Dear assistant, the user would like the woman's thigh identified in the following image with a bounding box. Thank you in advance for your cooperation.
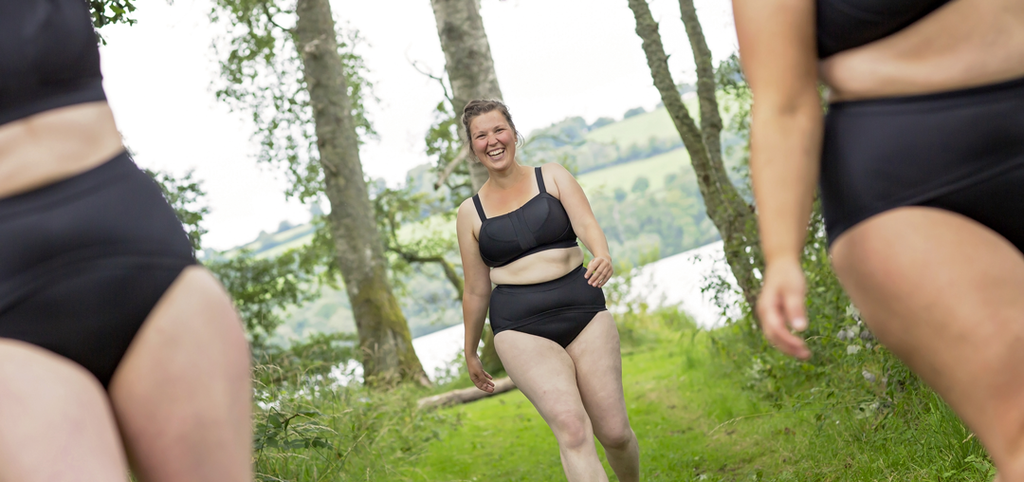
[565,312,632,443]
[494,330,590,438]
[108,266,252,482]
[831,206,1024,471]
[0,339,128,482]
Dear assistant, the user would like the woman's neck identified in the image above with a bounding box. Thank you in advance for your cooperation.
[487,162,528,191]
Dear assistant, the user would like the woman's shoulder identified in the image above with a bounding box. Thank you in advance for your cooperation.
[539,162,579,197]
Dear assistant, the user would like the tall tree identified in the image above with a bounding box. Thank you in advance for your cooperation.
[428,0,504,374]
[429,0,503,193]
[626,0,764,309]
[292,0,428,386]
[212,0,429,386]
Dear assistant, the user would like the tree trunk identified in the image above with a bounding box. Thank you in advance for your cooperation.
[627,0,763,310]
[429,0,504,374]
[295,0,429,386]
[429,0,502,193]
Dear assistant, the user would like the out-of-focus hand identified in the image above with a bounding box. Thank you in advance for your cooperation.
[584,256,613,288]
[466,353,494,393]
[757,259,811,359]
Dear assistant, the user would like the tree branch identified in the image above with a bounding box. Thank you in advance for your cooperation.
[678,0,726,175]
[433,147,470,190]
[392,249,464,299]
[409,59,454,105]
[260,0,288,32]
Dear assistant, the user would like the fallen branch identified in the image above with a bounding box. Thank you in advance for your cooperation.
[417,376,516,409]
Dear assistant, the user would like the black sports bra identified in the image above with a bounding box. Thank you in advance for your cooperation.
[0,0,107,126]
[474,167,578,268]
[817,0,953,58]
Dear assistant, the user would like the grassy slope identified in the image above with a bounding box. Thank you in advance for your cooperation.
[586,106,682,146]
[410,332,994,482]
[577,149,693,194]
[413,338,783,482]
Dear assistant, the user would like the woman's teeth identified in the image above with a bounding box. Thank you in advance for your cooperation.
[488,148,505,158]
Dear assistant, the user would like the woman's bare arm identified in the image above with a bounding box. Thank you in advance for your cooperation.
[734,0,820,358]
[455,199,495,392]
[547,163,613,288]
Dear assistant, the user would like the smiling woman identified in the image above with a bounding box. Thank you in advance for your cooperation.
[454,99,640,482]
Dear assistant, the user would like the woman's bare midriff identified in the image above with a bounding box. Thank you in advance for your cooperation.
[489,246,585,286]
[0,102,124,199]
[820,0,1024,102]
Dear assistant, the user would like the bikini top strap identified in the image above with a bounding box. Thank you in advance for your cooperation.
[472,194,487,221]
[535,166,546,194]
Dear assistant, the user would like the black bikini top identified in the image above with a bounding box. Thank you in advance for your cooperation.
[474,167,578,268]
[817,0,953,58]
[0,0,107,126]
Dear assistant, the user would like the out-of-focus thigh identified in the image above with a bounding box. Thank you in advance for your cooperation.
[829,207,1024,458]
[0,339,128,482]
[108,266,252,482]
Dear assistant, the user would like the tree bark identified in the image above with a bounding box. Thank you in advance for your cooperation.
[429,0,503,193]
[294,0,429,386]
[627,0,763,309]
[429,0,504,374]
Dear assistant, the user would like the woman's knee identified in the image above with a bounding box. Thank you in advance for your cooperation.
[595,423,634,450]
[550,410,592,450]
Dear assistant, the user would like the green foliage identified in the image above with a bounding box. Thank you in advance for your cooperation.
[253,331,357,389]
[588,169,719,267]
[207,243,330,344]
[630,175,649,194]
[623,106,646,119]
[143,168,209,255]
[424,98,474,207]
[252,376,454,480]
[375,186,459,287]
[89,0,138,28]
[210,0,376,202]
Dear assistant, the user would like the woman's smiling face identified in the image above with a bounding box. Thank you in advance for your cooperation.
[469,110,516,169]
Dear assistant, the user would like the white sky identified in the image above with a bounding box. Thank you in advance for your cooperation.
[98,0,737,251]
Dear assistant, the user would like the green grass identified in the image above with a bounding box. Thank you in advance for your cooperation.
[408,326,995,481]
[577,149,694,194]
[411,335,782,482]
[586,106,683,147]
[250,305,995,481]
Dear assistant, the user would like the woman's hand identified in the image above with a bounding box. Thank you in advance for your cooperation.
[466,353,494,393]
[757,258,811,359]
[584,255,613,288]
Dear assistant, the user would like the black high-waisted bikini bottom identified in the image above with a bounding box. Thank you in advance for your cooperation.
[821,76,1024,252]
[489,264,607,348]
[0,152,196,387]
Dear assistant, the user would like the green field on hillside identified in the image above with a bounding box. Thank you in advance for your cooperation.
[578,148,693,195]
[586,106,682,146]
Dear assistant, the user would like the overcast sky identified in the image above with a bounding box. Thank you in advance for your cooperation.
[97,0,737,251]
